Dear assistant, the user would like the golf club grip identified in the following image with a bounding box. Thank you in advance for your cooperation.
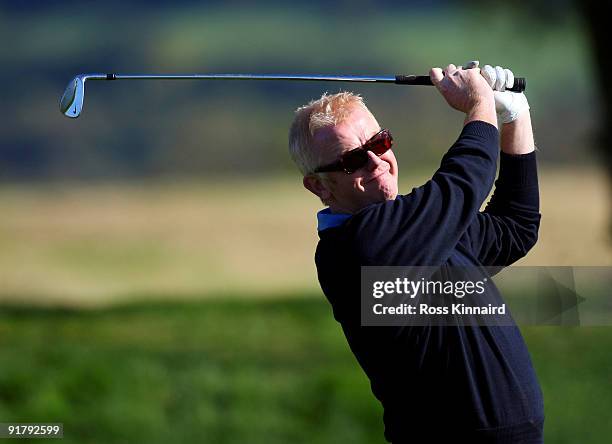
[395,75,526,93]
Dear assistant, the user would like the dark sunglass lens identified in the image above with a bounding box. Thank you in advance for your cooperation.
[342,150,369,173]
[368,131,393,155]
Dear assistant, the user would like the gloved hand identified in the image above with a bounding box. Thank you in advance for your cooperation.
[480,64,530,124]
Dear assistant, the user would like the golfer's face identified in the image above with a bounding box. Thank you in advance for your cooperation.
[313,106,399,213]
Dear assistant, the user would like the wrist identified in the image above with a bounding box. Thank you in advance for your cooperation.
[465,97,497,128]
[500,112,535,154]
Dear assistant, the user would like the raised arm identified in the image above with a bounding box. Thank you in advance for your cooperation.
[465,68,540,266]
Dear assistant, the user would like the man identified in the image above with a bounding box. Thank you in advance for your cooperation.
[288,62,544,443]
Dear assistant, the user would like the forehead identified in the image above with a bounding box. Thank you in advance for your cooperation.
[312,106,380,156]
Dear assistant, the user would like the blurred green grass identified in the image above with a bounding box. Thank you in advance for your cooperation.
[1,297,611,444]
[0,297,382,444]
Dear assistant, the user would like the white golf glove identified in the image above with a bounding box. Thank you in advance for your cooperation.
[480,64,530,124]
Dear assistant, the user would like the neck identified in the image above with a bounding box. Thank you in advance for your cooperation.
[328,202,355,215]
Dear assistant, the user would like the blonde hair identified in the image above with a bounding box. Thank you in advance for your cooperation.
[288,92,370,175]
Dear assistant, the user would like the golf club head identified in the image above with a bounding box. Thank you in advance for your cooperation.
[60,75,85,118]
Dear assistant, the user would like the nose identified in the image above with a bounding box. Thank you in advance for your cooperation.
[365,150,384,171]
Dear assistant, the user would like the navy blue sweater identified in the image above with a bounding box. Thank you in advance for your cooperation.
[315,121,544,443]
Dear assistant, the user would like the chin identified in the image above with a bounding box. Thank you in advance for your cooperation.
[376,179,398,201]
[384,190,398,201]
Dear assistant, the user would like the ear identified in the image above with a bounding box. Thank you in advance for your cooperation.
[303,175,332,203]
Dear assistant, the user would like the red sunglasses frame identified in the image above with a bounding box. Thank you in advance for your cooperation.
[314,129,393,174]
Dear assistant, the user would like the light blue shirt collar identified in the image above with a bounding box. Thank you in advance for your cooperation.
[317,208,351,232]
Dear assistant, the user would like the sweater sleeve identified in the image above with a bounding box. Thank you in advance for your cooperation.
[346,121,499,266]
[464,151,541,266]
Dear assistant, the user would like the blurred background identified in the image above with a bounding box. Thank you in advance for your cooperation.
[1,1,611,443]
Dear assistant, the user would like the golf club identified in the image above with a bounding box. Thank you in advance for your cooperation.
[59,72,526,118]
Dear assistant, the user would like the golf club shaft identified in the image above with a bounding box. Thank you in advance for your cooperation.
[60,71,528,118]
[100,73,525,92]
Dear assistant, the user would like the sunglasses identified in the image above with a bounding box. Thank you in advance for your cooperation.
[313,129,393,174]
